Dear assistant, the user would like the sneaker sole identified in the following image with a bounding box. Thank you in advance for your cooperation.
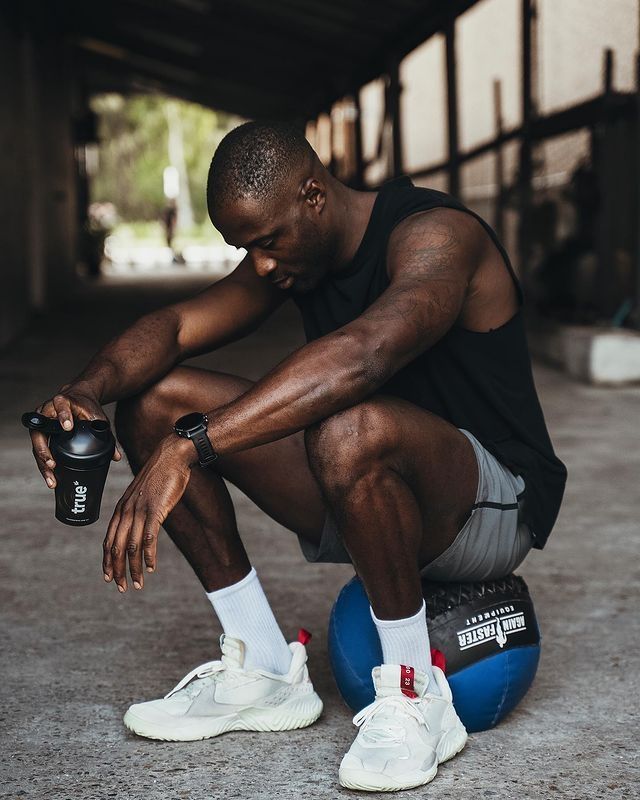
[123,692,323,741]
[338,723,468,792]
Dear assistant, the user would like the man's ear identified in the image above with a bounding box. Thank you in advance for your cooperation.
[300,177,326,214]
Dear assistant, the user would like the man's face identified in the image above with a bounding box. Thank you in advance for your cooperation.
[213,181,336,294]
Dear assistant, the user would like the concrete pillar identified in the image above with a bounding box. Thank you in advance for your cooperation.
[444,17,460,199]
[0,13,31,348]
[0,8,79,349]
[517,0,537,297]
[22,32,46,311]
[388,62,403,178]
[34,31,78,308]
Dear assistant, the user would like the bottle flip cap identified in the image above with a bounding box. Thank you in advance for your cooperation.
[22,411,66,435]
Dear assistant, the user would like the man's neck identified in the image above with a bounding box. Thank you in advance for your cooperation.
[329,183,378,274]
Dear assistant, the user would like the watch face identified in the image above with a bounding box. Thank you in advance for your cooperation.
[175,412,205,433]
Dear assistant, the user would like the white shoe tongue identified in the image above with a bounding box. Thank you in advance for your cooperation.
[373,664,427,697]
[220,635,246,668]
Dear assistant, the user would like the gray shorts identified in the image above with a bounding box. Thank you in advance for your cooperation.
[297,428,533,582]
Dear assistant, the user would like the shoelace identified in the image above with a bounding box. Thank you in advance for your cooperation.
[164,658,246,700]
[352,695,429,744]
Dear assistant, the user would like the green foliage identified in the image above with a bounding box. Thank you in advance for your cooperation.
[108,220,227,247]
[90,93,238,224]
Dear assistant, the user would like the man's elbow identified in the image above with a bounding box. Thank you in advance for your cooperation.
[360,344,391,389]
[335,330,394,393]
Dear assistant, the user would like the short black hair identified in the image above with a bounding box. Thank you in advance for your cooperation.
[207,120,315,221]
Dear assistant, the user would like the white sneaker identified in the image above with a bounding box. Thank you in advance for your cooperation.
[339,664,468,792]
[123,633,323,741]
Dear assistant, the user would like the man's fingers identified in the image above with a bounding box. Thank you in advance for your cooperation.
[111,505,135,592]
[30,431,57,487]
[113,446,122,462]
[102,534,113,582]
[52,394,74,430]
[127,509,146,590]
[104,500,158,590]
[104,471,144,588]
[142,516,160,574]
[30,430,53,465]
[103,502,123,581]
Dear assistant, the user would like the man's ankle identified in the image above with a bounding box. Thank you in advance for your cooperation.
[206,567,293,674]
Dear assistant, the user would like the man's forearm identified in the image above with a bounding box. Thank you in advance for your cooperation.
[203,330,380,456]
[63,307,183,405]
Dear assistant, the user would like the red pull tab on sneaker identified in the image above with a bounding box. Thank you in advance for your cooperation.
[431,647,447,674]
[399,665,418,698]
[298,628,312,645]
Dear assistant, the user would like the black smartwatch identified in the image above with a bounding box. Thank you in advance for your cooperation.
[173,412,218,467]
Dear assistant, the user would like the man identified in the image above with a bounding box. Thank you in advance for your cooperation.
[30,121,567,792]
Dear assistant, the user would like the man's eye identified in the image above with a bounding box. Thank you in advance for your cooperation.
[260,240,274,249]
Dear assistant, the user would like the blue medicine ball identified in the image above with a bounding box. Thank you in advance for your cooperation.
[328,574,541,733]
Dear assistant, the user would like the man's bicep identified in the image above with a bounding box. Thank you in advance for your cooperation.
[344,212,476,373]
[172,257,285,359]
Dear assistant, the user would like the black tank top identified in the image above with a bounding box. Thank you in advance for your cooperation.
[293,176,567,549]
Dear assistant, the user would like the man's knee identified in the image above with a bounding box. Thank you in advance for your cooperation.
[304,399,399,490]
[114,371,182,451]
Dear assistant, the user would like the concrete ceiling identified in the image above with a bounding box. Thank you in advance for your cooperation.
[24,0,480,117]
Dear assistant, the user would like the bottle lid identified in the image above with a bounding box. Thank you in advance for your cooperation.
[22,412,115,467]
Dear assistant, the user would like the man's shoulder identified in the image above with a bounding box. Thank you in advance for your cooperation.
[388,206,485,254]
[385,206,484,284]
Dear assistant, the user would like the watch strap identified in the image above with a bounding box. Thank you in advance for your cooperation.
[191,428,218,467]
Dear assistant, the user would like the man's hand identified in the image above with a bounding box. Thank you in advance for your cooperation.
[31,384,122,489]
[103,435,194,592]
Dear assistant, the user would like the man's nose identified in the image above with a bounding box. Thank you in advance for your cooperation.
[252,252,278,279]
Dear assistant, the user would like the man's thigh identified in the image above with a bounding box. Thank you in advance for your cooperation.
[130,365,327,548]
[358,395,481,567]
[305,394,480,568]
[333,395,528,577]
[419,427,531,582]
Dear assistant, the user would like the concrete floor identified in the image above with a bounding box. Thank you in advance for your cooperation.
[1,274,638,800]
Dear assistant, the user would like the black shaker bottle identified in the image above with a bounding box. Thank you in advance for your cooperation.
[22,411,116,526]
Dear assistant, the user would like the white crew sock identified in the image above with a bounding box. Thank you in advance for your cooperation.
[371,600,441,696]
[206,567,292,675]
